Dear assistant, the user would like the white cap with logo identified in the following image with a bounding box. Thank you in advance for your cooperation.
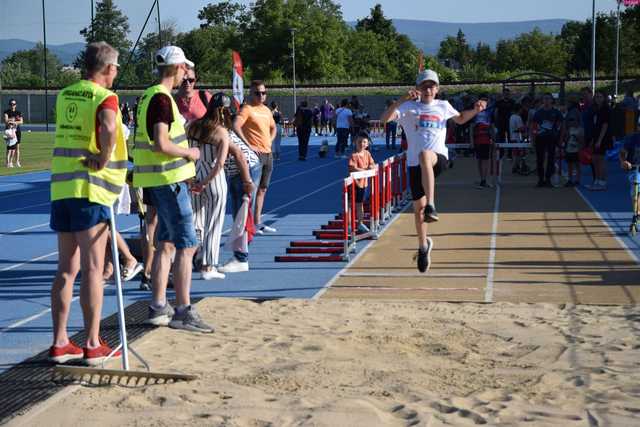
[416,69,439,86]
[155,46,194,68]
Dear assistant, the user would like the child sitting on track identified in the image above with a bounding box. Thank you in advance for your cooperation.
[348,131,376,234]
[381,70,486,273]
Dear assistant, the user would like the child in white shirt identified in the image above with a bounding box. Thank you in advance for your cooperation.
[4,123,18,168]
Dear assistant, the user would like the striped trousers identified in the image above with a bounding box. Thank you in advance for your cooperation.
[192,170,227,267]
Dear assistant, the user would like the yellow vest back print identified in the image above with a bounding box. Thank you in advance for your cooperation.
[51,80,128,206]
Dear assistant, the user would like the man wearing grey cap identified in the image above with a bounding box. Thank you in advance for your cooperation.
[134,46,213,333]
[381,69,486,273]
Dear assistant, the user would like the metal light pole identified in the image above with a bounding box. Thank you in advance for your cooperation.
[157,0,162,46]
[614,0,622,99]
[291,28,297,116]
[591,0,596,95]
[42,0,49,132]
[90,0,94,40]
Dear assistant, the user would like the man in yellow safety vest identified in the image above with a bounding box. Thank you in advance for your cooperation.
[133,46,213,333]
[48,41,128,366]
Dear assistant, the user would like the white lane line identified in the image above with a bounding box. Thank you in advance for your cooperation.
[0,188,48,200]
[484,182,501,303]
[340,272,485,278]
[0,225,140,334]
[270,158,343,185]
[312,202,410,300]
[1,251,58,272]
[265,178,342,214]
[576,187,639,264]
[0,222,49,236]
[0,201,50,214]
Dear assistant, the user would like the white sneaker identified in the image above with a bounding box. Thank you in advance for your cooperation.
[254,228,264,235]
[16,162,21,167]
[218,258,249,273]
[8,163,13,168]
[202,268,225,280]
[258,224,277,233]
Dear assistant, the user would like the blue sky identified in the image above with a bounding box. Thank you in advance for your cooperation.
[0,0,622,45]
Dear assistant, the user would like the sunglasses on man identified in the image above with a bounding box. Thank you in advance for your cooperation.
[254,91,267,96]
[183,78,196,84]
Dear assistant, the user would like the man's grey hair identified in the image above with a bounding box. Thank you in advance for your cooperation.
[85,41,119,75]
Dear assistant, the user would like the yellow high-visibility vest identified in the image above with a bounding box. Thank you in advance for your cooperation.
[51,80,128,206]
[132,84,195,188]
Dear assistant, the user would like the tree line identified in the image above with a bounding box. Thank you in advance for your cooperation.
[1,0,638,89]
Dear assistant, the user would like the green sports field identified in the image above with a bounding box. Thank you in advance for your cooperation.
[0,132,54,176]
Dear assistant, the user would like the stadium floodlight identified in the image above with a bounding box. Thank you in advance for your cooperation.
[591,0,596,96]
[291,28,297,116]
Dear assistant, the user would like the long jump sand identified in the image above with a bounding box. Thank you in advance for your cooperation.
[9,159,640,426]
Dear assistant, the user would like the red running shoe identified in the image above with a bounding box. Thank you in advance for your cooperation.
[83,338,121,366]
[48,341,83,364]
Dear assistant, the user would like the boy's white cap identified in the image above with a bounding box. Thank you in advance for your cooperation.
[155,46,194,68]
[416,69,439,86]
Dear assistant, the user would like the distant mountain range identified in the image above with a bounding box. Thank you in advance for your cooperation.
[0,18,569,65]
[0,39,85,65]
[360,19,569,54]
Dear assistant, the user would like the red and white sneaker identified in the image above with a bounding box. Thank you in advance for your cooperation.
[83,338,121,366]
[48,341,84,364]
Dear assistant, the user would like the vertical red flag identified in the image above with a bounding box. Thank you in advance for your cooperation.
[232,51,244,110]
[418,50,425,72]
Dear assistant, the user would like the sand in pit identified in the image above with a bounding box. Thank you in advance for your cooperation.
[12,297,640,427]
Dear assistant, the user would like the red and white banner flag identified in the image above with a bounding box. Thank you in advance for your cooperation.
[232,51,244,110]
[623,0,639,6]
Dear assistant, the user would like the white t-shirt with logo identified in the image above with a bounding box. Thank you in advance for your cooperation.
[395,100,459,166]
[335,107,353,129]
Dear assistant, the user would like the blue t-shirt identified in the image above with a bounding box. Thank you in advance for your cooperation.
[623,132,640,164]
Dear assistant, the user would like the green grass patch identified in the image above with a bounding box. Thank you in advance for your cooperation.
[0,131,54,176]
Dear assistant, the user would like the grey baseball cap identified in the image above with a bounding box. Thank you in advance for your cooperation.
[416,69,439,86]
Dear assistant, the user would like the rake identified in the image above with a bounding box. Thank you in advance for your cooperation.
[53,205,198,386]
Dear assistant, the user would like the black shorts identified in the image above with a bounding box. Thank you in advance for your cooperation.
[142,188,154,207]
[565,152,579,163]
[355,186,368,203]
[408,154,447,201]
[474,144,491,160]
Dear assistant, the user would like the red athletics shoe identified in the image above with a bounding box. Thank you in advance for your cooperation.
[83,338,121,366]
[48,341,84,364]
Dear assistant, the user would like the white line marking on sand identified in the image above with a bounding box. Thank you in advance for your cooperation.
[484,181,501,303]
[341,272,485,278]
[312,202,411,300]
[332,285,480,292]
[575,187,639,264]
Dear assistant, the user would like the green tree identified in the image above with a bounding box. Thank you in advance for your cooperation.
[75,0,133,83]
[133,21,180,85]
[355,4,396,39]
[437,29,472,68]
[197,1,248,28]
[0,43,63,87]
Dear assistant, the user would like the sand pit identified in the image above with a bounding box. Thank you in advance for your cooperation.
[13,298,640,427]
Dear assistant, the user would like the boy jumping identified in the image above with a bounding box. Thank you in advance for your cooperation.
[381,70,486,272]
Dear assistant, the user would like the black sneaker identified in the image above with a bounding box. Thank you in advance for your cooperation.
[139,274,151,291]
[416,237,433,273]
[535,181,545,188]
[423,204,439,223]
